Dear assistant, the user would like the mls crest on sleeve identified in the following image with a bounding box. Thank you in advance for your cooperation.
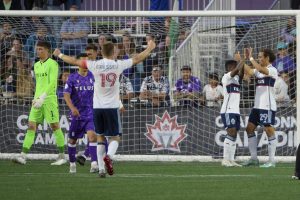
[145,111,187,152]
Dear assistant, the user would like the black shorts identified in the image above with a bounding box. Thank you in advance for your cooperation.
[93,108,122,136]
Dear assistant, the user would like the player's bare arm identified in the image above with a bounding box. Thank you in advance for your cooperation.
[53,48,84,67]
[132,40,156,65]
[63,93,80,117]
[248,47,269,75]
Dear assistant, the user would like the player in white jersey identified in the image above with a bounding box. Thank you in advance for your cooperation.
[220,52,245,167]
[243,48,278,168]
[53,40,156,177]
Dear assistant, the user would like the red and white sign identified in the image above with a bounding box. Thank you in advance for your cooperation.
[145,111,187,152]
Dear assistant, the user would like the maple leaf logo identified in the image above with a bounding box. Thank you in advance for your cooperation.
[145,111,187,152]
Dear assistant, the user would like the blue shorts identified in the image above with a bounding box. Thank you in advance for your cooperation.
[248,108,276,126]
[93,108,122,136]
[221,113,240,131]
[68,118,95,139]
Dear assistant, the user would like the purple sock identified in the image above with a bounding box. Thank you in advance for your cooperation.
[89,142,98,162]
[68,143,76,163]
[84,141,90,157]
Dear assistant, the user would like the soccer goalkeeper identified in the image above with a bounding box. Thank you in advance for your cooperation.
[14,41,66,165]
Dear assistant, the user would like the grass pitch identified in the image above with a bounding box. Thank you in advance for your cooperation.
[0,160,298,200]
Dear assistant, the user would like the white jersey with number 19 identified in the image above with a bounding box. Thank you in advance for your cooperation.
[84,58,133,108]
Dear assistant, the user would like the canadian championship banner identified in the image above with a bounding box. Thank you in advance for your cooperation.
[0,104,297,156]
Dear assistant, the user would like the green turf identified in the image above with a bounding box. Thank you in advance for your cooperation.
[0,160,298,200]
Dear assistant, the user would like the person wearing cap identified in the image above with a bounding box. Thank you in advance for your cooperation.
[139,66,169,107]
[202,73,223,107]
[174,65,202,106]
[273,41,296,100]
[273,42,295,73]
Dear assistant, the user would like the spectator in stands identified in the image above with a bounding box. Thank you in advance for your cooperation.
[273,42,295,73]
[158,35,170,74]
[7,38,30,66]
[21,7,53,36]
[45,1,65,37]
[85,43,97,60]
[143,33,159,78]
[0,55,17,97]
[0,0,21,10]
[65,0,82,10]
[174,65,202,106]
[60,5,89,56]
[139,66,169,107]
[120,73,134,104]
[273,41,296,101]
[24,25,57,62]
[202,73,223,107]
[57,71,70,100]
[97,33,120,59]
[281,17,296,44]
[0,21,17,59]
[274,72,290,107]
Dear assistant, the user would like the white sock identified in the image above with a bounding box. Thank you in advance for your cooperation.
[268,135,277,163]
[97,144,106,171]
[223,136,236,161]
[107,140,119,157]
[248,133,257,160]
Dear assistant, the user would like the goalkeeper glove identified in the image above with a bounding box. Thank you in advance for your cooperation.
[32,93,47,108]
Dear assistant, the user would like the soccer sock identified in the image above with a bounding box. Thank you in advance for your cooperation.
[223,135,236,161]
[295,144,300,175]
[68,143,76,163]
[107,140,119,157]
[97,142,106,171]
[84,141,90,158]
[248,133,257,160]
[268,135,277,163]
[89,142,98,162]
[22,130,35,153]
[54,129,65,153]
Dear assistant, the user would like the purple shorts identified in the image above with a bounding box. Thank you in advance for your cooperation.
[68,118,95,139]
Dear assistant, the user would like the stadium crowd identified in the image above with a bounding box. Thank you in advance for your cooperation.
[0,1,297,108]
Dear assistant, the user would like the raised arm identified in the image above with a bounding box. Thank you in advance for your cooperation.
[53,48,85,68]
[230,51,245,79]
[132,40,156,65]
[248,47,269,75]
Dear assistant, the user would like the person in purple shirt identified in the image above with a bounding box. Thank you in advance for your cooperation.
[174,65,202,106]
[273,42,296,100]
[63,53,98,174]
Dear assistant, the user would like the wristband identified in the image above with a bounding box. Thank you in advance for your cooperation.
[249,57,254,61]
[58,53,64,59]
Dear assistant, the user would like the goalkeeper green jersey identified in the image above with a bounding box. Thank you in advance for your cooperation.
[33,57,58,102]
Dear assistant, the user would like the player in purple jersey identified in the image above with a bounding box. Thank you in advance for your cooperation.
[63,53,98,173]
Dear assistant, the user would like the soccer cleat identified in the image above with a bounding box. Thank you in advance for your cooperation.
[90,161,99,173]
[51,154,67,166]
[99,169,106,178]
[51,158,67,166]
[230,161,242,167]
[69,163,76,173]
[103,155,114,175]
[221,159,234,167]
[242,158,259,167]
[292,175,299,180]
[259,162,275,168]
[76,155,86,166]
[13,154,26,165]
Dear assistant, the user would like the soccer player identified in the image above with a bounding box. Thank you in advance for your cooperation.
[53,40,156,177]
[64,53,98,173]
[220,52,244,167]
[14,41,66,165]
[243,48,278,168]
